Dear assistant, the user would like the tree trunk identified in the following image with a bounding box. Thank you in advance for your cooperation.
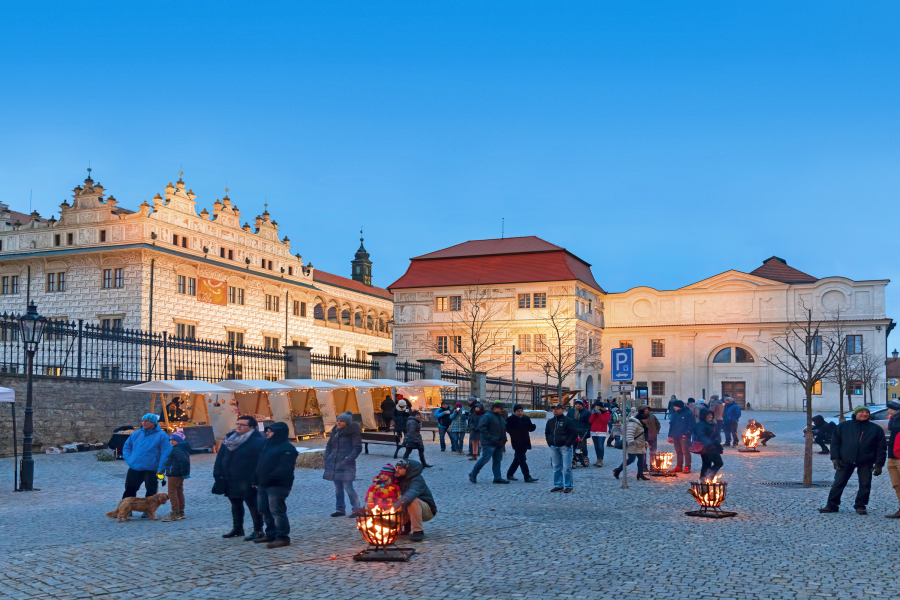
[556,380,563,404]
[803,389,814,487]
[847,389,854,412]
[838,382,845,422]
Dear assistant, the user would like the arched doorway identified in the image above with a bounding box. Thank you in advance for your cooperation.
[585,375,594,399]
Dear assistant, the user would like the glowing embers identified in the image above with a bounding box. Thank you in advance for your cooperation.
[685,475,737,519]
[648,452,677,477]
[353,506,416,562]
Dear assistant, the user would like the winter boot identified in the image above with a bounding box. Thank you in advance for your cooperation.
[244,530,264,541]
[612,468,621,479]
[594,459,603,467]
[177,511,185,520]
[222,527,245,538]
[160,511,180,522]
[885,510,900,519]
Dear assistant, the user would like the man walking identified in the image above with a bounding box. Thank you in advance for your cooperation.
[708,395,725,442]
[722,397,742,447]
[545,404,577,493]
[666,400,696,474]
[506,404,538,483]
[819,406,886,515]
[254,422,299,548]
[122,414,171,516]
[885,401,900,518]
[468,402,509,484]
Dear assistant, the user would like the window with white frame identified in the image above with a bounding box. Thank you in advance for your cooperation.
[651,339,665,357]
[533,293,547,308]
[518,294,531,309]
[452,335,462,353]
[176,323,196,339]
[47,272,66,292]
[2,276,19,295]
[329,345,341,358]
[535,334,548,352]
[177,275,197,296]
[518,334,532,352]
[265,294,280,312]
[228,286,245,305]
[227,330,244,347]
[437,336,448,354]
[264,336,280,350]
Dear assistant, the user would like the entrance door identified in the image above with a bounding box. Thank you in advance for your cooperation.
[722,382,746,408]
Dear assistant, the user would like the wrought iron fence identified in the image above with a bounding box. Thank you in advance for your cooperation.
[310,353,379,380]
[0,316,289,382]
[431,368,564,409]
[396,360,425,383]
[439,369,473,402]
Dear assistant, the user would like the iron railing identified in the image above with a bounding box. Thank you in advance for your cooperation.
[396,360,425,383]
[310,353,379,380]
[436,368,564,409]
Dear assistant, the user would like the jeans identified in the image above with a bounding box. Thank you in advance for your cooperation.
[617,453,645,477]
[672,435,692,469]
[716,420,724,443]
[591,435,606,460]
[438,426,448,450]
[549,445,574,489]
[123,469,158,499]
[700,453,724,480]
[449,431,465,452]
[258,486,291,542]
[507,448,530,479]
[229,496,262,531]
[470,444,503,481]
[334,479,360,512]
[827,463,874,509]
[724,421,739,445]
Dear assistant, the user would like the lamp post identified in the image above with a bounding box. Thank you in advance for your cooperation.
[510,347,521,410]
[18,301,47,492]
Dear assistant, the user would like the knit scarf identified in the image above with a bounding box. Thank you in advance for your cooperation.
[222,429,253,451]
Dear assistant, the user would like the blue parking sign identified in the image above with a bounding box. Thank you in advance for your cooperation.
[610,347,633,382]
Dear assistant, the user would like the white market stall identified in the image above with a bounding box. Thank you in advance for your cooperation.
[276,379,343,437]
[214,379,294,437]
[364,379,411,425]
[323,379,380,430]
[398,379,460,411]
[121,380,233,450]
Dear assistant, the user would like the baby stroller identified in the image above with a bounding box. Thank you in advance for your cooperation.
[572,432,590,468]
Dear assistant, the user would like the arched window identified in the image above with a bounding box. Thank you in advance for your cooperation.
[354,312,362,327]
[713,348,731,363]
[327,307,337,322]
[378,318,385,332]
[735,347,754,363]
[367,315,374,330]
[341,309,351,325]
[314,304,325,320]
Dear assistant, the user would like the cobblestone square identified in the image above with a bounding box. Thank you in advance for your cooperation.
[1,411,897,600]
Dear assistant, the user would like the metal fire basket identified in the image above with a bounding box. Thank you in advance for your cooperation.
[685,480,737,519]
[353,508,416,562]
[648,452,677,477]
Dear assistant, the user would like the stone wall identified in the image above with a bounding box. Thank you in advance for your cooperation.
[0,376,150,457]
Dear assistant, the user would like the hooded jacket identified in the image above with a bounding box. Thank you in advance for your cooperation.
[545,414,578,448]
[624,416,648,454]
[888,412,900,460]
[165,440,192,478]
[405,416,424,448]
[566,406,591,435]
[123,423,172,472]
[811,415,835,442]
[323,422,362,482]
[693,409,723,454]
[506,413,536,451]
[380,397,395,418]
[396,460,438,515]
[723,402,742,423]
[476,410,508,448]
[213,428,265,498]
[830,414,887,466]
[254,422,298,489]
[667,405,696,439]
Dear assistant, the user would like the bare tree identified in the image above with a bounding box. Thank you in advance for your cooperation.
[428,284,511,383]
[824,310,861,422]
[857,348,883,406]
[528,297,602,402]
[764,306,839,487]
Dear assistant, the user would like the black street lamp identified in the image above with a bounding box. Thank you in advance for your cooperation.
[18,301,47,491]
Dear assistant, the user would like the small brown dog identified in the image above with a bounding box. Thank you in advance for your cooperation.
[106,493,169,522]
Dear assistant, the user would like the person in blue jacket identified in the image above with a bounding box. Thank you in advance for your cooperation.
[122,413,172,516]
[722,397,742,447]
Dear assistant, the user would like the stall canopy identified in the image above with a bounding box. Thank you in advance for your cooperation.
[122,380,232,394]
[400,379,460,388]
[324,379,379,430]
[213,379,295,435]
[398,379,460,410]
[277,379,342,390]
[213,380,293,392]
[277,379,346,434]
[364,379,409,388]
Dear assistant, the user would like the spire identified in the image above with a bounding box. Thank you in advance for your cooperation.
[351,227,373,286]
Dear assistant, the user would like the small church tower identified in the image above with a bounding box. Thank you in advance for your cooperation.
[351,229,372,286]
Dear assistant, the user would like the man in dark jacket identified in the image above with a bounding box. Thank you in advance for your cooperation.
[214,416,266,540]
[323,411,363,517]
[545,404,577,493]
[811,415,836,454]
[393,459,437,541]
[466,396,482,456]
[820,406,887,515]
[254,422,298,548]
[666,395,678,420]
[886,401,900,518]
[433,401,453,451]
[506,404,538,483]
[469,402,509,484]
[380,395,395,431]
[666,400,696,473]
[722,397,742,447]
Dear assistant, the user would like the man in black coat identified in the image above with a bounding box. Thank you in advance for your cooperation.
[545,404,578,493]
[506,404,538,483]
[392,459,438,542]
[468,402,509,484]
[380,395,395,431]
[253,422,299,548]
[666,400,696,474]
[213,416,266,540]
[811,415,836,454]
[820,406,887,515]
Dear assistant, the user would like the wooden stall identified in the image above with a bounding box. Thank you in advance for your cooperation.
[277,379,342,439]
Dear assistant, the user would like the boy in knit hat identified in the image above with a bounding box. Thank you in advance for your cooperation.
[365,464,401,511]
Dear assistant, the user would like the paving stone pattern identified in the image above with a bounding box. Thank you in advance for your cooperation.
[1,411,897,599]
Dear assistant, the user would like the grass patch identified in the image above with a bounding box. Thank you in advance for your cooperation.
[295,451,325,469]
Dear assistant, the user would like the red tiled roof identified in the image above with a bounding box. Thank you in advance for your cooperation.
[390,237,604,292]
[313,269,393,301]
[750,256,817,284]
[887,357,900,379]
[413,236,564,260]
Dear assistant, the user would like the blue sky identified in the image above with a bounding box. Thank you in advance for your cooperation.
[2,2,898,326]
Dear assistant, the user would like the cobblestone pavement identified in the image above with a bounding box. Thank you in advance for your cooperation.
[1,411,897,599]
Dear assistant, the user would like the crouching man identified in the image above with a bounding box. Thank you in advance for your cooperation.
[392,459,438,542]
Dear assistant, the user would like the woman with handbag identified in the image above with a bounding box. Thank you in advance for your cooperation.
[212,415,266,540]
[693,408,724,480]
[613,411,650,480]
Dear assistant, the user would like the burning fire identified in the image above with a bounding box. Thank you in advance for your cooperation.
[742,423,763,448]
[650,452,673,471]
[688,474,727,508]
[356,506,401,547]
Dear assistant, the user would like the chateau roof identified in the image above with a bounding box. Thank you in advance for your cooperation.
[391,236,604,293]
[750,256,818,284]
[313,269,393,301]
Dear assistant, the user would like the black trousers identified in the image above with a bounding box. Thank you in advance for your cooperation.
[813,433,830,452]
[507,448,530,478]
[382,415,393,430]
[700,453,724,480]
[123,468,159,499]
[229,496,263,531]
[827,463,874,509]
[403,444,426,464]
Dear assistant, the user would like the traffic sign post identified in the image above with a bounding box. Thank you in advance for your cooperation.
[610,348,634,490]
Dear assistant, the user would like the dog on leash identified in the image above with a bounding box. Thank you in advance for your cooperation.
[106,493,169,522]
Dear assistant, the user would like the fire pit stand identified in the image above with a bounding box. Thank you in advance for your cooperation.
[648,452,677,477]
[685,480,738,519]
[353,508,416,562]
[737,446,760,453]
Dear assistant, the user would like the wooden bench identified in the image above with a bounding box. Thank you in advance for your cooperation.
[420,425,439,441]
[360,431,402,458]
